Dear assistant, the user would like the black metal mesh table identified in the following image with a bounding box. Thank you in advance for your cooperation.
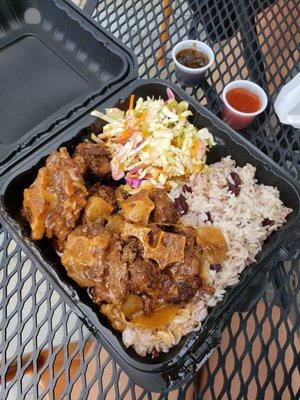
[0,0,299,399]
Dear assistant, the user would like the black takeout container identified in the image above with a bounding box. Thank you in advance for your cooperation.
[1,77,300,392]
[0,0,299,392]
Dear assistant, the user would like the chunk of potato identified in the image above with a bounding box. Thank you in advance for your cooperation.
[121,293,144,320]
[85,195,113,222]
[106,214,125,234]
[196,226,228,264]
[121,189,155,225]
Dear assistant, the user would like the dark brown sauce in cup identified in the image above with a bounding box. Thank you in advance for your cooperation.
[176,48,209,69]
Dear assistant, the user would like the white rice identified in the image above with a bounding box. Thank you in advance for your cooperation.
[122,157,292,356]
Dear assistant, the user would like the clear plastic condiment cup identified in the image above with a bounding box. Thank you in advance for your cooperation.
[221,80,268,130]
[172,40,215,86]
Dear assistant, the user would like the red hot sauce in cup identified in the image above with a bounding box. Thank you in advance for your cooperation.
[226,88,261,113]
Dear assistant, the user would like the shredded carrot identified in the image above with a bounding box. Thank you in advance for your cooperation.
[129,94,135,111]
[119,128,132,142]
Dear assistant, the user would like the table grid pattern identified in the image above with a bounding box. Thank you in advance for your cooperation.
[0,0,299,399]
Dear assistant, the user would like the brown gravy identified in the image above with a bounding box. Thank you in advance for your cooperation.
[176,48,209,69]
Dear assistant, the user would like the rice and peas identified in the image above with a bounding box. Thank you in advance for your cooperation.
[92,94,291,356]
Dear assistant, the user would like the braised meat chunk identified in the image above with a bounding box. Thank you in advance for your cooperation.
[22,147,87,248]
[121,237,143,264]
[166,256,201,302]
[61,221,111,287]
[22,167,54,241]
[167,256,202,284]
[62,220,128,305]
[75,142,111,178]
[128,258,176,312]
[129,258,160,295]
[143,230,186,269]
[151,189,179,224]
[128,256,199,311]
[90,238,128,305]
[121,222,186,269]
[168,225,214,293]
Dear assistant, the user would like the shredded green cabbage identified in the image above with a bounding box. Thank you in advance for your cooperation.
[91,96,215,189]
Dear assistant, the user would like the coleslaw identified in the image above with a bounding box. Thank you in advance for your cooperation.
[91,92,215,189]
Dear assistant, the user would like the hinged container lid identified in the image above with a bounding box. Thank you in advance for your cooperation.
[0,0,137,174]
